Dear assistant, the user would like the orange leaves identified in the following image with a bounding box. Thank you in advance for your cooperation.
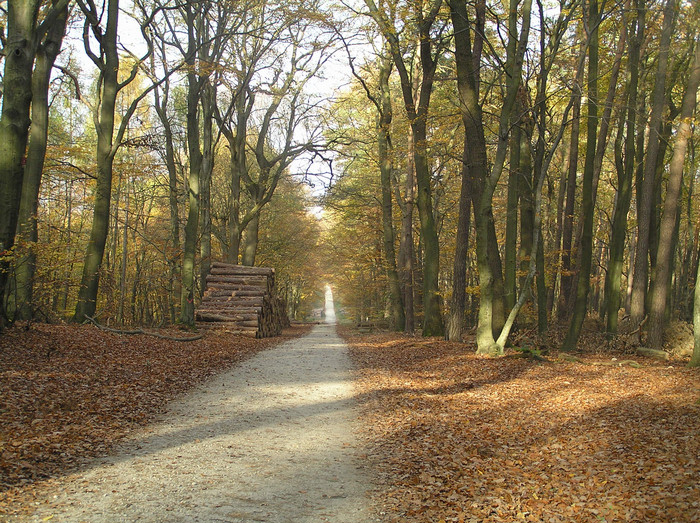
[0,323,310,516]
[344,329,700,523]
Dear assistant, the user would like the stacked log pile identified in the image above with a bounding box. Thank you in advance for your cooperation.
[196,262,290,337]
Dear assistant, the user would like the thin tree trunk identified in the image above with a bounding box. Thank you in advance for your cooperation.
[559,36,586,319]
[605,1,640,335]
[562,0,599,351]
[504,126,520,313]
[242,212,260,266]
[199,84,215,293]
[179,5,204,326]
[377,54,405,331]
[692,241,700,365]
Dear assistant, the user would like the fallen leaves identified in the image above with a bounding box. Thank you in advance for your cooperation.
[345,329,700,523]
[0,322,310,515]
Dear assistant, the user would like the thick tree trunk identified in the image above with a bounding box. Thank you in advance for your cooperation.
[629,0,675,333]
[647,36,700,348]
[14,5,68,320]
[0,0,43,327]
[446,0,486,341]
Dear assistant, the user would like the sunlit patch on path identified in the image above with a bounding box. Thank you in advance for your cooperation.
[28,290,373,523]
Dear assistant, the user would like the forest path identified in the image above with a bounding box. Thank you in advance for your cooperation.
[28,288,374,522]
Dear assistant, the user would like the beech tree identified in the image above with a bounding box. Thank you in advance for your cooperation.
[0,0,70,328]
[364,0,447,337]
[73,0,156,323]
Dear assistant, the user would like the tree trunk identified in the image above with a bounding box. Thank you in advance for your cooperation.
[562,0,599,351]
[504,125,520,313]
[475,0,532,354]
[398,159,416,333]
[692,238,700,366]
[377,54,405,331]
[0,0,43,327]
[606,2,642,335]
[365,0,445,337]
[446,0,487,341]
[179,5,204,326]
[629,0,675,333]
[559,36,586,319]
[74,0,121,323]
[14,4,68,320]
[242,212,260,266]
[647,36,700,348]
[199,83,215,294]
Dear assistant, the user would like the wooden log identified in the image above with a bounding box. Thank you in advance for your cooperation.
[196,312,260,321]
[210,263,274,276]
[205,283,271,293]
[199,296,265,306]
[196,324,259,337]
[203,289,268,299]
[206,275,269,285]
[197,305,262,314]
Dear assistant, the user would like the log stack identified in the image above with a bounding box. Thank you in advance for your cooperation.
[196,262,290,337]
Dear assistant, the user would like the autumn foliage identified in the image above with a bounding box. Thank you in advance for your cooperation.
[345,329,700,522]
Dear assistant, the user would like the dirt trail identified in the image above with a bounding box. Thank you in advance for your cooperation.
[26,289,374,522]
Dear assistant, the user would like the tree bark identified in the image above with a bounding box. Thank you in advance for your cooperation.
[365,0,445,337]
[562,0,599,351]
[446,0,481,341]
[474,0,532,354]
[179,3,204,326]
[606,1,642,336]
[629,0,675,333]
[559,37,585,319]
[14,3,68,320]
[647,36,700,348]
[74,0,121,323]
[0,0,44,327]
[376,54,405,331]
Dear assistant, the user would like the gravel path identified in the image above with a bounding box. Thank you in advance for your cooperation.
[27,290,374,522]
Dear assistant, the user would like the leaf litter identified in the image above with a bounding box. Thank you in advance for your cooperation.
[343,329,700,523]
[0,322,310,517]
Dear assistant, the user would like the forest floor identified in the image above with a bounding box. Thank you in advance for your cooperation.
[1,319,699,522]
[0,322,312,518]
[343,325,700,523]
